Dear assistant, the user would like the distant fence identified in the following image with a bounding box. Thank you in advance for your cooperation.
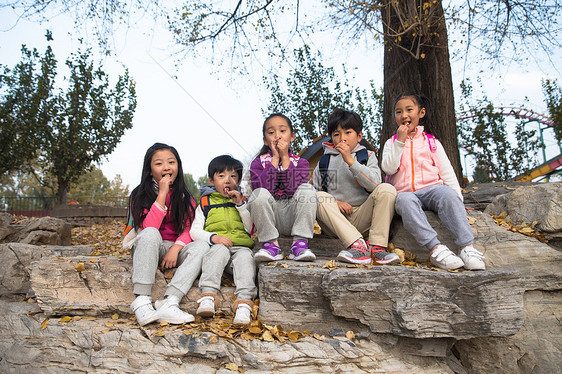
[0,196,129,218]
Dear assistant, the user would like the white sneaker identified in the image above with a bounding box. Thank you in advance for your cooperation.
[233,303,252,325]
[196,296,216,318]
[130,295,159,326]
[155,295,195,324]
[460,245,486,270]
[430,244,464,270]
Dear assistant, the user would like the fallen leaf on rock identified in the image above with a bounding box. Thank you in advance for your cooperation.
[208,335,219,343]
[312,333,325,341]
[346,330,355,340]
[41,319,49,330]
[75,263,86,272]
[467,215,476,225]
[111,313,119,320]
[105,321,117,327]
[59,316,72,323]
[225,363,239,371]
[262,330,274,342]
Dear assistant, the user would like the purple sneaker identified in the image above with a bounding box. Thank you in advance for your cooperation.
[254,242,283,262]
[288,240,316,262]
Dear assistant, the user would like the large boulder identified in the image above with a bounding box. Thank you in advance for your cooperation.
[0,215,72,246]
[0,301,454,374]
[390,210,562,291]
[453,290,561,374]
[31,255,235,317]
[0,243,91,297]
[258,262,524,340]
[484,182,562,245]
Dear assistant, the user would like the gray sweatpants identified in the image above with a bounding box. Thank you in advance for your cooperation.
[131,227,209,299]
[394,184,473,251]
[248,183,318,243]
[199,244,257,300]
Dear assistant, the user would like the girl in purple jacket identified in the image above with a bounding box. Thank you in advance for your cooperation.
[249,113,318,262]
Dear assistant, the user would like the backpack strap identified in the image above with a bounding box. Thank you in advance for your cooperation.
[200,194,236,220]
[425,133,437,153]
[319,154,331,192]
[356,148,369,166]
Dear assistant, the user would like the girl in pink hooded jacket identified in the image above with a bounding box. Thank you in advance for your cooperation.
[381,93,485,271]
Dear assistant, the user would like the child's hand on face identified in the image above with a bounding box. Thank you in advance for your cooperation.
[158,174,173,194]
[335,141,354,165]
[396,123,410,142]
[337,200,353,216]
[212,235,233,247]
[227,188,243,205]
[275,137,290,156]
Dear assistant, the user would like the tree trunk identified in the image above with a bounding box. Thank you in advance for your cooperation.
[379,0,464,185]
[56,180,67,206]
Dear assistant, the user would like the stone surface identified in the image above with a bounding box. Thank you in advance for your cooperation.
[484,182,562,244]
[390,210,562,291]
[31,255,236,317]
[0,301,455,374]
[258,262,525,339]
[453,290,562,374]
[0,243,91,297]
[462,181,535,211]
[0,216,72,246]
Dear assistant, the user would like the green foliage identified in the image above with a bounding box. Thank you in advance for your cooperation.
[542,79,562,142]
[67,167,129,199]
[0,36,136,204]
[184,173,199,199]
[262,46,383,153]
[457,79,542,182]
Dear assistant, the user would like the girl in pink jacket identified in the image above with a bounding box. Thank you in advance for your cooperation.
[381,93,485,271]
[125,143,209,326]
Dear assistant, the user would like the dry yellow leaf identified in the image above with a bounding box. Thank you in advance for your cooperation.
[209,335,219,343]
[467,216,476,225]
[346,330,356,340]
[89,258,99,262]
[75,263,86,272]
[59,316,72,323]
[105,321,116,327]
[262,330,275,342]
[41,318,49,330]
[225,362,239,371]
[288,331,301,343]
[111,313,119,320]
[312,333,325,341]
[248,326,262,334]
[153,329,166,337]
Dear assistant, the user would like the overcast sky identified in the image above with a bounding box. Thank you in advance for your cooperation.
[1,3,560,191]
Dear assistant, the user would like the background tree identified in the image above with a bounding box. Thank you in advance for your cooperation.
[67,167,129,200]
[457,79,542,181]
[5,1,561,183]
[184,173,199,199]
[263,45,383,152]
[0,36,136,204]
[542,79,562,142]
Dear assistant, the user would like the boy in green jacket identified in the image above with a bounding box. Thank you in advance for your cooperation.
[190,155,256,325]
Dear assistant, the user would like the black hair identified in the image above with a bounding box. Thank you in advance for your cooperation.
[258,113,294,155]
[327,108,363,137]
[393,92,434,136]
[130,142,194,235]
[208,154,244,181]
